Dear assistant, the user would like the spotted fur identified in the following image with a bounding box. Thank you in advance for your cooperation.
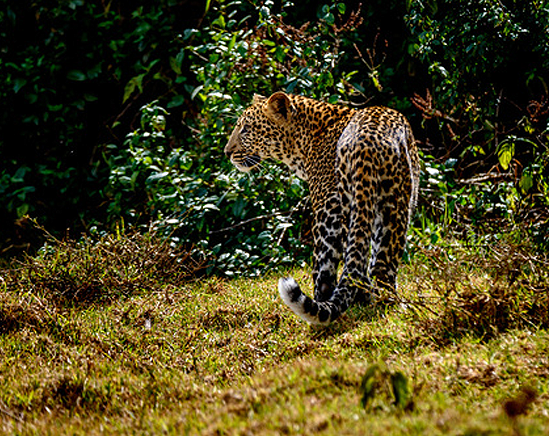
[224,92,420,325]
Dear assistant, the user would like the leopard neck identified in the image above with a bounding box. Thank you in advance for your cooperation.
[286,95,355,181]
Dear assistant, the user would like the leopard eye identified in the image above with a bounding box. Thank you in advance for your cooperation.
[240,124,249,137]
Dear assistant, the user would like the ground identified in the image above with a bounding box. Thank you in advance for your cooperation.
[1,236,548,435]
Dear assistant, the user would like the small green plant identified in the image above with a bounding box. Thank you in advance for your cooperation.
[497,133,549,248]
[360,362,413,411]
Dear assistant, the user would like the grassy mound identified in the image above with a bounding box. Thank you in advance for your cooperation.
[1,232,548,435]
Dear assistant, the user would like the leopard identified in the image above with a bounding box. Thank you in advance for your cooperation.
[224,91,420,325]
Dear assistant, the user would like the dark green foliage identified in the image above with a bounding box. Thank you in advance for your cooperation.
[407,0,549,242]
[0,0,548,271]
[0,0,199,251]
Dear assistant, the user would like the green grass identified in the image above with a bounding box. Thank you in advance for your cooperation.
[1,232,549,435]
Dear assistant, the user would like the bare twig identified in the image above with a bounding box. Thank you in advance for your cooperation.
[411,89,459,124]
[457,172,509,185]
[210,211,292,235]
[0,402,24,423]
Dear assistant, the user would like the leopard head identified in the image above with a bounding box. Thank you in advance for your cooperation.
[224,92,295,172]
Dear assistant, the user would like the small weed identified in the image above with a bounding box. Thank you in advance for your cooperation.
[359,361,414,411]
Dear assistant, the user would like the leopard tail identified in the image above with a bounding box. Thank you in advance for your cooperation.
[278,277,352,325]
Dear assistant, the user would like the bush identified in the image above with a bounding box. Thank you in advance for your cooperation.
[404,232,549,343]
[105,0,371,275]
[2,224,200,306]
[406,1,549,241]
[0,0,200,251]
[2,0,548,271]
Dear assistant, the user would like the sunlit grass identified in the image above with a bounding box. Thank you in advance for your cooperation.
[1,232,549,435]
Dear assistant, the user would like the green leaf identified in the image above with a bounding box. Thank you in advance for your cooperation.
[232,197,247,218]
[539,174,549,197]
[369,70,382,92]
[67,70,87,81]
[16,203,29,217]
[359,364,379,408]
[337,3,346,14]
[13,78,27,93]
[168,95,186,108]
[170,51,185,75]
[84,94,98,102]
[275,46,285,63]
[497,139,515,171]
[146,172,169,183]
[123,74,145,103]
[191,85,204,101]
[391,371,411,409]
[227,33,237,52]
[519,171,534,195]
[212,15,225,29]
[12,166,28,183]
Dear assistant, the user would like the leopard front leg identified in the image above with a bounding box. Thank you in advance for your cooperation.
[311,194,345,302]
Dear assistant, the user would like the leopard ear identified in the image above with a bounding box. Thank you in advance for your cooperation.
[252,94,266,104]
[264,91,293,123]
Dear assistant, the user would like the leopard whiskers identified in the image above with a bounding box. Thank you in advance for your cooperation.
[243,154,262,169]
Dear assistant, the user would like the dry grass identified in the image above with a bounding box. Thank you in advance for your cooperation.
[1,231,549,435]
[3,229,202,306]
[399,237,549,343]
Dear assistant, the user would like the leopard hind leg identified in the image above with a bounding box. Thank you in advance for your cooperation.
[368,181,412,297]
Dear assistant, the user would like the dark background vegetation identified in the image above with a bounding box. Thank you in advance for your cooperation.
[1,0,548,275]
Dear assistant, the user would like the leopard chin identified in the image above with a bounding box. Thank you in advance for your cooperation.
[232,154,262,172]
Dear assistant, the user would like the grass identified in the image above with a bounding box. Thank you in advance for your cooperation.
[1,231,549,435]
